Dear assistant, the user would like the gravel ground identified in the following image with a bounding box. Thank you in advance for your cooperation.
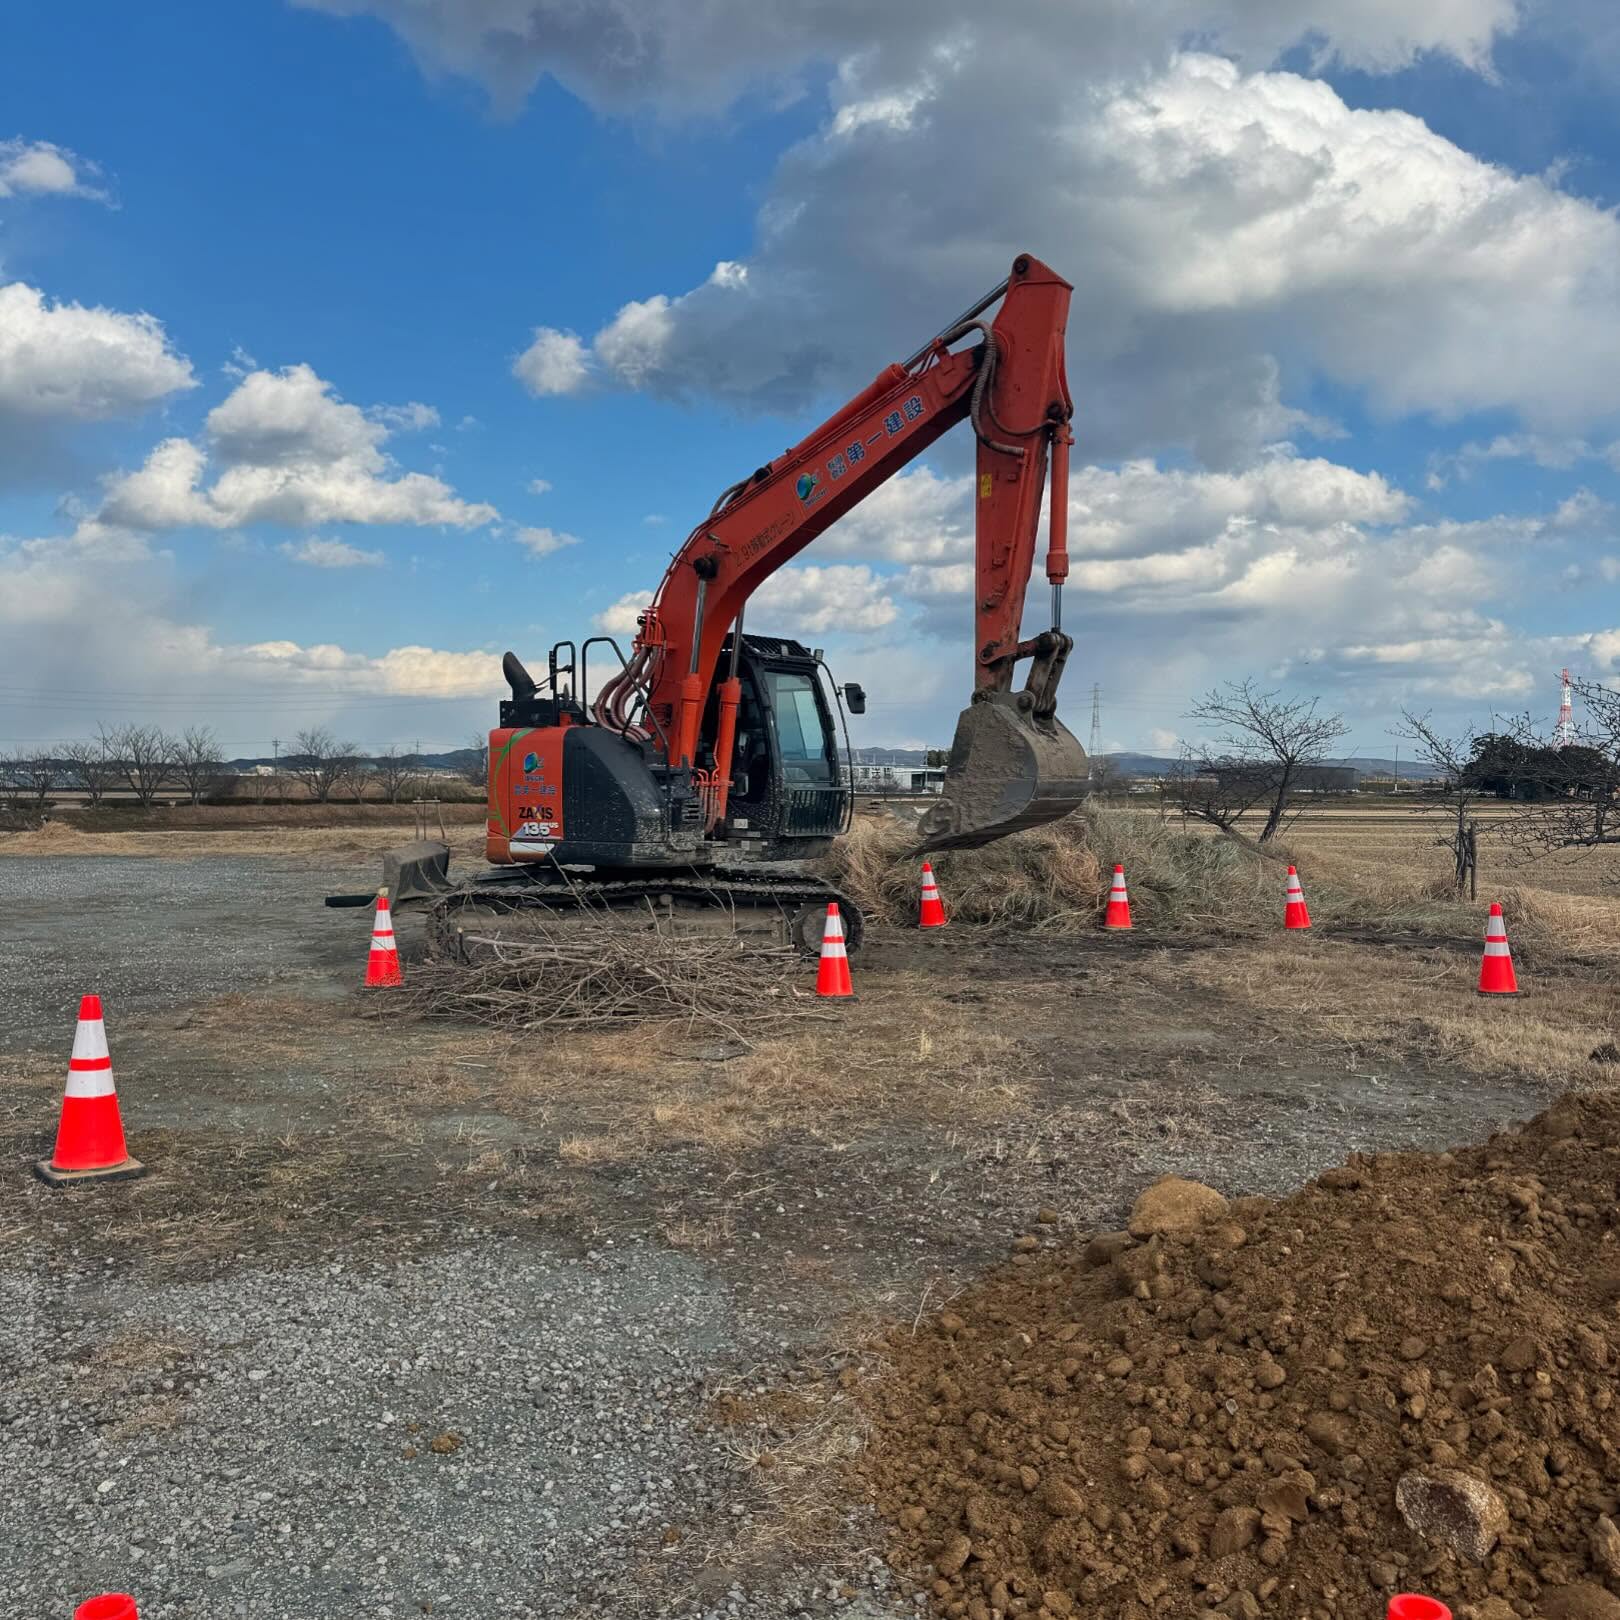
[2,850,1551,1618]
[2,1237,901,1620]
[2,857,366,1045]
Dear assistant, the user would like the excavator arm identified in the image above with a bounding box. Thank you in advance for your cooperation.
[593,252,1088,852]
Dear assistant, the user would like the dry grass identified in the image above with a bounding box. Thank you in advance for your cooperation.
[827,805,1464,939]
[834,802,1620,959]
[1163,934,1620,1087]
[0,815,487,861]
[708,1376,874,1565]
[827,806,1277,935]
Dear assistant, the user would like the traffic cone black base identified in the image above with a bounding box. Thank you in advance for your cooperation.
[34,1156,145,1188]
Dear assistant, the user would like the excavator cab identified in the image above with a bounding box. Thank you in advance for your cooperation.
[702,634,852,856]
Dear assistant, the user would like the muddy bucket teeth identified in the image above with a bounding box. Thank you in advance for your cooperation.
[910,692,1089,853]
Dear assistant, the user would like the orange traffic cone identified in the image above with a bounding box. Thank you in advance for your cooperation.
[76,1598,139,1620]
[1284,866,1312,931]
[1104,864,1132,930]
[1388,1598,1451,1620]
[1477,903,1520,996]
[918,863,948,929]
[35,995,144,1187]
[815,903,854,998]
[365,888,403,988]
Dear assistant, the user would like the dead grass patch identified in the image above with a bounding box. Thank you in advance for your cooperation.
[557,1133,639,1167]
[1166,935,1620,1086]
[708,1376,873,1565]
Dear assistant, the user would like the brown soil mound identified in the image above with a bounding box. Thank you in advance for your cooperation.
[851,1094,1620,1620]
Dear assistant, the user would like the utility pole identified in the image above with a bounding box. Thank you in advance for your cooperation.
[1088,683,1102,776]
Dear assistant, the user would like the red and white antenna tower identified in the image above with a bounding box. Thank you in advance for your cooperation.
[1554,667,1576,747]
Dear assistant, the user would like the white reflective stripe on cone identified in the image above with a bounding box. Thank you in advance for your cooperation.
[370,935,398,951]
[64,1069,116,1100]
[821,943,848,958]
[71,1020,110,1063]
[1484,941,1512,956]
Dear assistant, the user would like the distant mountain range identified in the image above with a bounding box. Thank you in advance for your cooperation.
[228,748,482,773]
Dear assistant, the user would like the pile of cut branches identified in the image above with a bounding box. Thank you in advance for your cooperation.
[397,916,821,1037]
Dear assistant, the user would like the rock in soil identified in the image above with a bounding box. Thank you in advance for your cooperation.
[844,1092,1620,1619]
[1395,1469,1506,1563]
[1126,1174,1228,1237]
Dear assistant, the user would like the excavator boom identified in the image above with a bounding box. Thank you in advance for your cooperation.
[597,252,1088,851]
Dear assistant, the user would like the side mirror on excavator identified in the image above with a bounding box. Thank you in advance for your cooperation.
[842,682,867,715]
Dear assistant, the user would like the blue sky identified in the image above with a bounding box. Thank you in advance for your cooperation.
[5,0,1620,760]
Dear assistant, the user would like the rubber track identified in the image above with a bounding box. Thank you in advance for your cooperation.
[425,867,864,957]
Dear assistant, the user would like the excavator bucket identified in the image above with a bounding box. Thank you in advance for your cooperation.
[383,839,455,905]
[911,691,1090,853]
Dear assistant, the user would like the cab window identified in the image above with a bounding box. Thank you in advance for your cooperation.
[763,670,831,783]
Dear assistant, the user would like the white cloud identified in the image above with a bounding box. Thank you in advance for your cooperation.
[592,295,675,389]
[589,570,896,643]
[513,327,591,396]
[0,532,504,748]
[0,139,104,201]
[370,400,440,433]
[752,563,896,633]
[0,283,194,421]
[819,466,973,563]
[292,0,1519,116]
[92,364,497,533]
[206,363,385,465]
[234,638,499,696]
[279,536,385,568]
[488,46,1620,462]
[593,590,653,635]
[511,524,578,556]
[527,477,553,495]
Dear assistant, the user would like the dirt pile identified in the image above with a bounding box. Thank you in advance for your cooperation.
[850,1093,1620,1619]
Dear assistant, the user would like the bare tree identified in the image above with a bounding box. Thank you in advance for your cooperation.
[107,724,177,809]
[1086,756,1127,798]
[460,734,489,791]
[60,737,120,804]
[1495,680,1620,860]
[1174,679,1350,844]
[172,725,227,806]
[1163,749,1276,839]
[1396,710,1490,896]
[372,746,422,804]
[2,750,57,810]
[285,727,359,803]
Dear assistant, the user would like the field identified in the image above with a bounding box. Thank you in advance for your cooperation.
[1258,802,1620,898]
[3,800,1618,1617]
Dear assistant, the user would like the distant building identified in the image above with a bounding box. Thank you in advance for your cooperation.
[848,763,945,794]
[850,763,900,791]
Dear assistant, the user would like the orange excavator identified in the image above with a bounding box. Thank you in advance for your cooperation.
[375,253,1088,950]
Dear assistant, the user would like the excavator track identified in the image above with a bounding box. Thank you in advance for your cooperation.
[422,867,864,962]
